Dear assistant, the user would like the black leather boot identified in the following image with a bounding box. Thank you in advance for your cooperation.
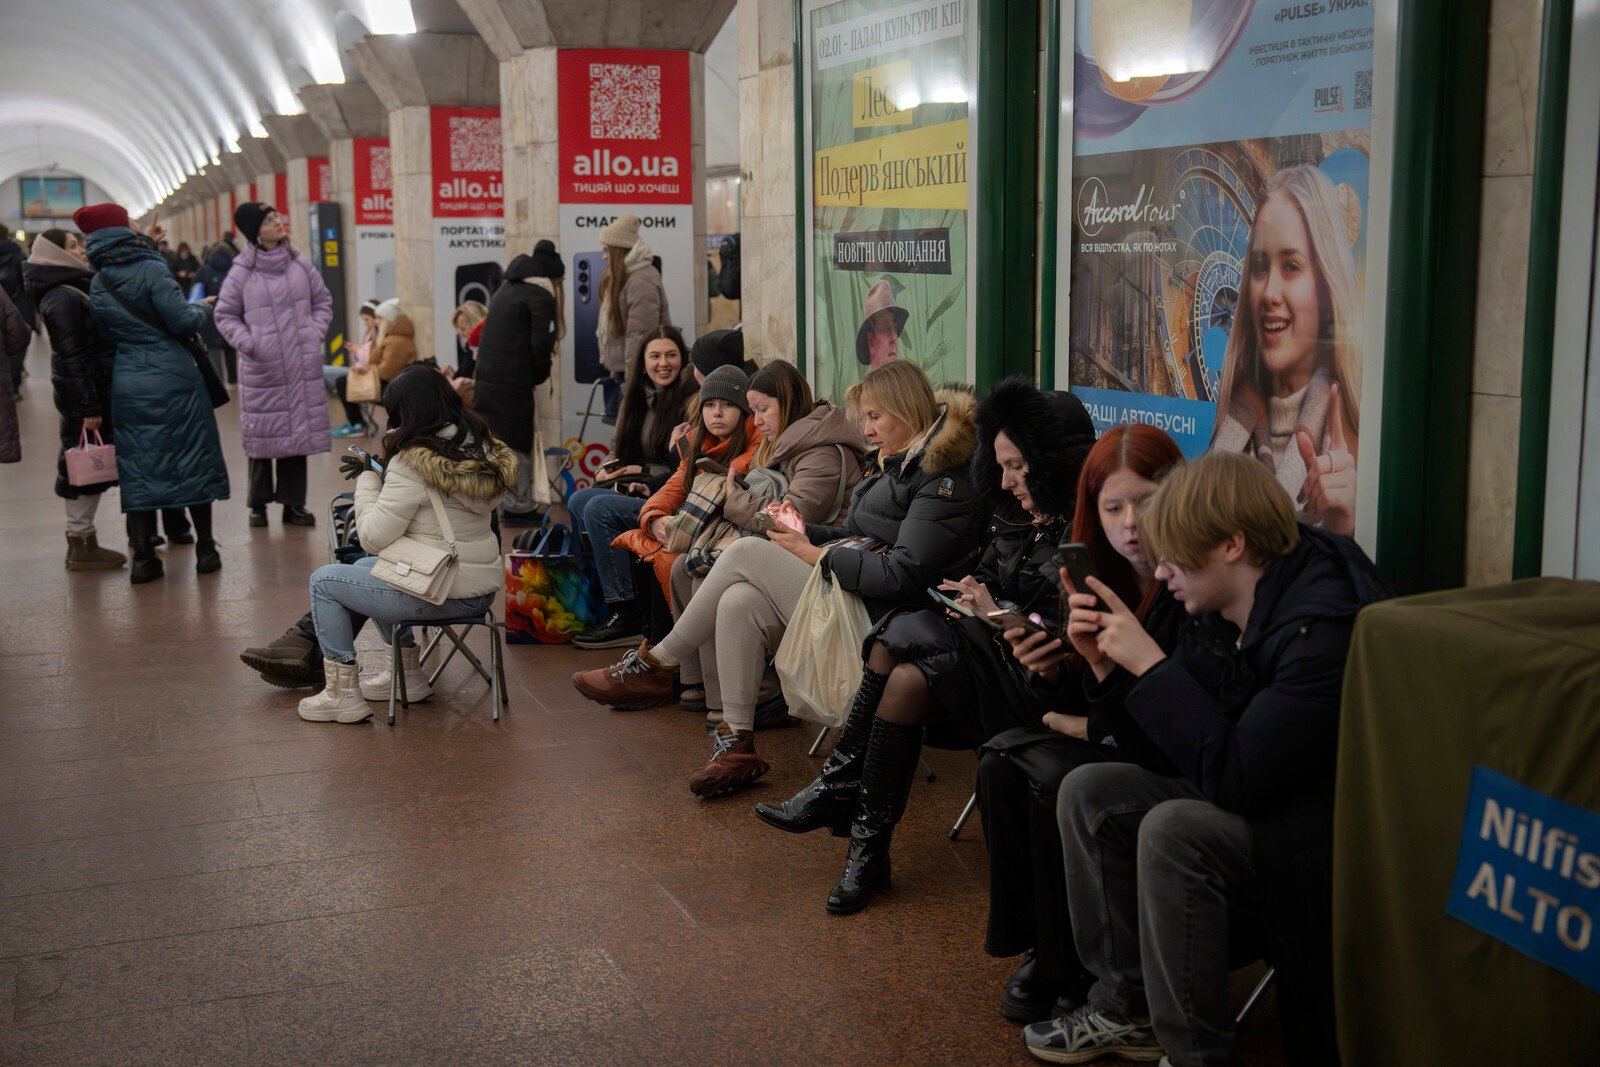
[191,504,220,572]
[126,511,164,584]
[826,716,923,915]
[754,666,888,836]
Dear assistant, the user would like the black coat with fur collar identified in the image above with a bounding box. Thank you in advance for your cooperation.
[968,379,1098,625]
[810,388,984,617]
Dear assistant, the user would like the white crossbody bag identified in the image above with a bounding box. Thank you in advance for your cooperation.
[372,485,460,606]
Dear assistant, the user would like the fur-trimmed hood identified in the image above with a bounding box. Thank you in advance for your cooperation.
[971,377,1097,520]
[397,436,519,502]
[887,386,978,477]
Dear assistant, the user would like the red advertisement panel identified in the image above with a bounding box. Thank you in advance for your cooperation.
[558,49,692,205]
[274,172,287,212]
[353,137,393,225]
[430,107,503,217]
[307,157,331,202]
[248,182,257,202]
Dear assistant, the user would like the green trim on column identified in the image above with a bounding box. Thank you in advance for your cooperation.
[1038,0,1063,387]
[1374,0,1492,593]
[974,0,1040,391]
[1512,0,1575,578]
[793,0,808,373]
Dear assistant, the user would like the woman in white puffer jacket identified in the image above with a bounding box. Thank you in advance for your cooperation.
[298,364,516,724]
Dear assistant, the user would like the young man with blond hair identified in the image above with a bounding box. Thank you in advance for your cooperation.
[1023,451,1390,1067]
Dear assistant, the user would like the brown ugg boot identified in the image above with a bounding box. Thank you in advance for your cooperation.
[65,532,128,571]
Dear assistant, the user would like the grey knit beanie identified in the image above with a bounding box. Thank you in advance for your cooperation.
[698,365,750,414]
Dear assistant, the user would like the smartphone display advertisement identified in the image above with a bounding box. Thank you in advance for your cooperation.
[556,48,696,484]
[431,106,506,367]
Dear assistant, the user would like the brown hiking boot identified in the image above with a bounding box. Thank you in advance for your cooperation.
[689,728,771,798]
[571,644,675,710]
[241,628,324,689]
[64,532,127,571]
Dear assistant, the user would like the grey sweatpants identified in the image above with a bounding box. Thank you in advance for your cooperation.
[655,537,811,730]
[668,552,784,721]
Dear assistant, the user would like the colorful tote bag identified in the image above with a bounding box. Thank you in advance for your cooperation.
[504,517,605,644]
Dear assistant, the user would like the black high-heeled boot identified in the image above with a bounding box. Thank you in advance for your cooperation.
[126,511,163,584]
[754,666,888,836]
[191,504,221,573]
[826,716,923,915]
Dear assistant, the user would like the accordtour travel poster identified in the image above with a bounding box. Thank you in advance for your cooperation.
[804,0,976,403]
[1063,0,1376,536]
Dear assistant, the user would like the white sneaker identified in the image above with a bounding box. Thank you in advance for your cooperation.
[358,646,434,701]
[298,660,373,723]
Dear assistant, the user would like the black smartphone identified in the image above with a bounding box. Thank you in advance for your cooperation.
[984,610,1049,637]
[572,250,604,384]
[1051,541,1103,608]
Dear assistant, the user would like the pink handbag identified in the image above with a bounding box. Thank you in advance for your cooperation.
[65,429,118,487]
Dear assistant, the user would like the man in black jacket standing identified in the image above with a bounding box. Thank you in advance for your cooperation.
[1023,451,1390,1067]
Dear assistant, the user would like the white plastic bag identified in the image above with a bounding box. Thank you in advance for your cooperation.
[775,556,872,727]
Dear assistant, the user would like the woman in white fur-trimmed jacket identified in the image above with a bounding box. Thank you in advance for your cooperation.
[297,364,517,724]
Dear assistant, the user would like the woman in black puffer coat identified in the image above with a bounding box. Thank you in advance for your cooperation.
[755,377,1097,914]
[23,229,127,569]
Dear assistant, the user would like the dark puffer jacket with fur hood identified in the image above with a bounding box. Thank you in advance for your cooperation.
[809,388,985,618]
[352,430,518,600]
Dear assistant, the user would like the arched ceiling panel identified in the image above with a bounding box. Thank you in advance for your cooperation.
[0,1,418,214]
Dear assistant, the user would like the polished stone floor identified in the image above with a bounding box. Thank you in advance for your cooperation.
[0,348,1281,1064]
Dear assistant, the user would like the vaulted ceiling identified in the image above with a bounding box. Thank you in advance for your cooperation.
[0,1,418,212]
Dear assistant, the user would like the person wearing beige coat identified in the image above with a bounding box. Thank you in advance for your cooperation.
[596,213,670,422]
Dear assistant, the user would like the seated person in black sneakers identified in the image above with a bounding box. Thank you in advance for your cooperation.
[1021,450,1390,1067]
[754,377,1096,914]
[978,423,1187,1024]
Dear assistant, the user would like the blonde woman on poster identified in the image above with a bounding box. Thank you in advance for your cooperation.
[1210,164,1361,535]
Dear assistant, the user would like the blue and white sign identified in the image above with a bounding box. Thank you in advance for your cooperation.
[1446,766,1600,993]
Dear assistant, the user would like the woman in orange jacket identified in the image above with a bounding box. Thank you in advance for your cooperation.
[611,364,761,604]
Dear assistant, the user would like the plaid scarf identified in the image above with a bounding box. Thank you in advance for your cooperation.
[87,231,164,271]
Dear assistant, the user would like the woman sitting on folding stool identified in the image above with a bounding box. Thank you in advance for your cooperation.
[297,364,517,724]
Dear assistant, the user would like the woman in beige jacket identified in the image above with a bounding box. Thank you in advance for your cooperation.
[596,213,669,421]
[298,366,516,724]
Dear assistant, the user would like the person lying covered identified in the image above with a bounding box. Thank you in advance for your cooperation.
[977,423,1186,1023]
[669,358,868,727]
[569,360,983,800]
[1020,450,1390,1067]
[752,377,1096,915]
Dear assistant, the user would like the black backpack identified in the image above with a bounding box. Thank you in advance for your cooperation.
[717,234,740,300]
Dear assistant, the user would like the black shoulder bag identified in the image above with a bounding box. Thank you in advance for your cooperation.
[100,279,229,408]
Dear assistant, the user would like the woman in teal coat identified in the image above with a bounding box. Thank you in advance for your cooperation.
[78,204,230,584]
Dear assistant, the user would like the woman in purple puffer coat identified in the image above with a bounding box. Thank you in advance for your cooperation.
[214,202,333,528]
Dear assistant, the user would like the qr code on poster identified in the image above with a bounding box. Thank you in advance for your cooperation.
[589,63,661,140]
[369,145,392,190]
[448,116,502,172]
[1355,69,1372,109]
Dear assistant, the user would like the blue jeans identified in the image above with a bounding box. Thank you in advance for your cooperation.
[567,486,644,603]
[310,556,495,664]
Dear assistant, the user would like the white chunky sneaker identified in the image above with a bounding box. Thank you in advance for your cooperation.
[1022,1003,1164,1063]
[298,660,373,723]
[359,646,434,702]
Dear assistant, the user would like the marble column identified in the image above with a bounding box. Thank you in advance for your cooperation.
[300,83,390,341]
[239,135,284,215]
[737,0,797,365]
[349,32,501,362]
[219,152,254,237]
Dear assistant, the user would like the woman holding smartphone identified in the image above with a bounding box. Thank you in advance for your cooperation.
[568,326,699,649]
[295,365,515,724]
[977,423,1188,1023]
[754,377,1096,913]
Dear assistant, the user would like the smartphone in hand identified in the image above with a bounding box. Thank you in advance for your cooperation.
[927,588,975,617]
[346,444,383,473]
[984,610,1049,637]
[1052,541,1102,607]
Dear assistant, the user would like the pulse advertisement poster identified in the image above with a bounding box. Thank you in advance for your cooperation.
[1063,0,1375,536]
[352,137,395,306]
[803,0,976,402]
[431,107,506,367]
[556,48,696,486]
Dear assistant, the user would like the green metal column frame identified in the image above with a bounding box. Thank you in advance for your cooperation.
[792,0,1038,387]
[1038,0,1063,387]
[1374,0,1492,593]
[974,0,1041,390]
[1512,0,1576,578]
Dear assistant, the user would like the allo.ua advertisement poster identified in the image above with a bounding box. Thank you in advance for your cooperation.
[352,137,395,305]
[431,106,506,367]
[556,48,696,481]
[804,0,975,403]
[1063,0,1375,536]
[307,157,331,203]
